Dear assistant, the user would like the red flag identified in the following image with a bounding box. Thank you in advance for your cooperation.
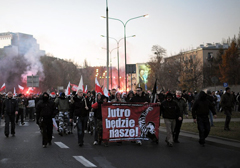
[95,77,103,95]
[0,83,6,92]
[71,84,78,91]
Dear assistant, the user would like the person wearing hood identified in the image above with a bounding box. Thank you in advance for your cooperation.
[126,90,134,102]
[69,89,89,147]
[2,91,19,137]
[220,87,234,131]
[192,91,217,146]
[173,90,187,143]
[161,92,181,147]
[54,92,70,136]
[36,92,56,148]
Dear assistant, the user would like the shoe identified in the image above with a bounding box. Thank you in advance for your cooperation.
[174,140,180,143]
[78,143,83,147]
[59,131,63,136]
[89,131,91,134]
[136,140,142,146]
[104,142,108,147]
[21,122,25,125]
[84,130,87,133]
[42,145,47,148]
[117,142,122,146]
[5,134,9,138]
[93,141,98,145]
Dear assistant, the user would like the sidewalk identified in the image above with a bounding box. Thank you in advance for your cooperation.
[159,118,240,149]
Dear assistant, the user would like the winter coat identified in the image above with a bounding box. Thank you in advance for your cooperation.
[220,93,234,110]
[174,98,187,117]
[36,100,56,119]
[2,98,19,115]
[192,91,216,119]
[54,97,70,112]
[70,95,88,118]
[130,94,150,103]
[160,100,180,119]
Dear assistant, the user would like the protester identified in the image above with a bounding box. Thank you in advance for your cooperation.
[54,92,70,136]
[130,87,150,146]
[70,89,89,147]
[16,94,25,125]
[173,90,187,143]
[26,93,36,121]
[220,87,234,131]
[161,93,182,147]
[2,91,18,137]
[192,91,217,146]
[92,94,108,146]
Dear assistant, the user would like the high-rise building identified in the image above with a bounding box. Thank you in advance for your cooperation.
[0,32,45,57]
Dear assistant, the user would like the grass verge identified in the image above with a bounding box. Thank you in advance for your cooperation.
[177,122,240,141]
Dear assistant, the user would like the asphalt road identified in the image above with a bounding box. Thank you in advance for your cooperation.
[0,120,240,168]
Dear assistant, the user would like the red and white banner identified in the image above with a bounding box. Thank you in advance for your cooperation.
[101,102,160,142]
[0,83,6,92]
[71,84,78,91]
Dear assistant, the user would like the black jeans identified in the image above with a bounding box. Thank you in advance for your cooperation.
[41,117,53,145]
[16,108,24,123]
[197,116,210,145]
[5,114,15,135]
[224,109,231,129]
[174,119,183,141]
[76,116,88,144]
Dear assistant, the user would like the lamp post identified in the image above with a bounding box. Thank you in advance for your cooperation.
[101,47,119,89]
[106,0,110,90]
[101,14,148,92]
[101,35,136,89]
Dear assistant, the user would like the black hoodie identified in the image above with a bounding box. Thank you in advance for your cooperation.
[192,91,216,119]
[36,92,56,120]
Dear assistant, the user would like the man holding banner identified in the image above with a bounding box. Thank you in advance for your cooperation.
[101,87,159,146]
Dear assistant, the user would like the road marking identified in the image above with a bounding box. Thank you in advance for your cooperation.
[54,142,69,148]
[73,156,97,167]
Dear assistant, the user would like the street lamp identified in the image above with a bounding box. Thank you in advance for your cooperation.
[100,35,136,89]
[101,47,119,89]
[101,14,148,92]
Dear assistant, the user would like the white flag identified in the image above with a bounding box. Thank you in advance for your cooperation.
[77,75,84,91]
[18,85,24,91]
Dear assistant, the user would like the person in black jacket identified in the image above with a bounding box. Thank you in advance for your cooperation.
[36,92,56,148]
[2,91,19,137]
[130,87,150,146]
[192,91,217,146]
[161,93,182,147]
[69,89,89,147]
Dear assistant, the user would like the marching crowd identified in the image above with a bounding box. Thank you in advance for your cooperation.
[0,86,239,148]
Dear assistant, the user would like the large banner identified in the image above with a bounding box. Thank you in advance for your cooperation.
[102,102,160,142]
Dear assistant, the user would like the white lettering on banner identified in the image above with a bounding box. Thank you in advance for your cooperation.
[107,108,131,117]
[109,127,138,138]
[105,118,135,129]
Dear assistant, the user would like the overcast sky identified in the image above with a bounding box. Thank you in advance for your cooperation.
[0,0,240,68]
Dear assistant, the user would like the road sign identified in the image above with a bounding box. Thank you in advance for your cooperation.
[223,83,228,87]
[27,75,39,87]
[126,64,136,74]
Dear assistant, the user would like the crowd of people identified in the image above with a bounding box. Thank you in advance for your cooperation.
[0,86,239,148]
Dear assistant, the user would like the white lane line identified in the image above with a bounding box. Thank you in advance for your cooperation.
[73,156,97,167]
[54,142,69,148]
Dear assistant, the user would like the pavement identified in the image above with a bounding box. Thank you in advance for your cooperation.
[159,118,240,149]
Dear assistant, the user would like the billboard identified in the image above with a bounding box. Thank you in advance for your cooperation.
[136,63,150,91]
